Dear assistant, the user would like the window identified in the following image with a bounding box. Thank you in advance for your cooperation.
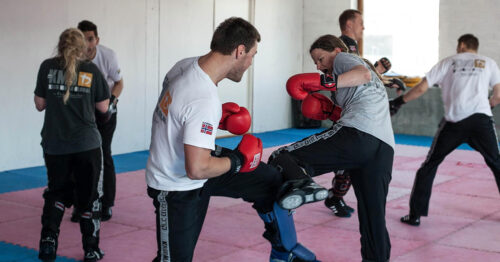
[363,0,439,76]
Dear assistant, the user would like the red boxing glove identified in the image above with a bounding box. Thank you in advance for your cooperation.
[219,102,251,135]
[235,134,263,173]
[301,93,342,121]
[286,73,337,100]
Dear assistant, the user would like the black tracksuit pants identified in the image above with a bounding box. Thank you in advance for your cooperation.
[410,113,500,217]
[274,124,394,262]
[42,147,103,251]
[147,162,282,262]
[97,111,117,208]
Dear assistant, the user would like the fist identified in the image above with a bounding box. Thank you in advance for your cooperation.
[237,134,263,173]
[219,102,251,135]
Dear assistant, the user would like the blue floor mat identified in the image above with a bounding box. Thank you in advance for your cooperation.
[0,241,78,262]
[0,129,480,194]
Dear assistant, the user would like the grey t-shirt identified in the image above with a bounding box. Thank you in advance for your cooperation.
[332,52,395,149]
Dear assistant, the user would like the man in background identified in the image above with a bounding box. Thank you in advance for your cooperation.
[73,20,124,222]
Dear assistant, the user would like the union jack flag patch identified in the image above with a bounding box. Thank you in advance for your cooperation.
[200,122,213,135]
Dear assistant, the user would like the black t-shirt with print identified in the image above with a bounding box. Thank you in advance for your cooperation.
[340,35,359,55]
[34,57,110,155]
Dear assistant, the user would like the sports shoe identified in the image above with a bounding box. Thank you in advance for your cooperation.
[324,196,354,218]
[101,207,112,221]
[400,214,420,226]
[71,208,80,223]
[84,248,105,262]
[279,180,328,210]
[38,236,57,262]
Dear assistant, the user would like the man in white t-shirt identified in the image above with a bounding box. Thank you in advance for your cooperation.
[146,17,319,262]
[390,34,500,226]
[76,20,124,222]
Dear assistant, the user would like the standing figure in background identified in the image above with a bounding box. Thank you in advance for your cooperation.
[324,9,393,218]
[72,20,124,222]
[392,34,500,226]
[34,28,110,262]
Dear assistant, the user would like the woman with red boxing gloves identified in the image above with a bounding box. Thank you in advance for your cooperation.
[270,34,395,262]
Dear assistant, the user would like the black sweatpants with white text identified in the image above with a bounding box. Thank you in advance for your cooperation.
[147,162,282,262]
[410,113,500,217]
[275,124,393,262]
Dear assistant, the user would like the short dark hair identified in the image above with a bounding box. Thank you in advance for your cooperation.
[339,9,362,31]
[310,34,348,53]
[210,17,261,55]
[77,20,98,37]
[458,34,479,51]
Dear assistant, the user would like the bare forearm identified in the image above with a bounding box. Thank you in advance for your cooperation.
[402,78,429,103]
[34,95,46,111]
[184,144,231,179]
[489,84,500,108]
[111,79,124,97]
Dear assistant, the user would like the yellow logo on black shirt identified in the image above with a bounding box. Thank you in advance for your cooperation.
[78,72,93,87]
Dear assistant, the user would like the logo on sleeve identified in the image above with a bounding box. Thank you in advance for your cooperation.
[200,122,213,135]
[78,72,93,87]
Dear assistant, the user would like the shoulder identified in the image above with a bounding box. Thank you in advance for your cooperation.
[481,55,497,65]
[97,45,118,60]
[336,52,362,64]
[97,45,115,55]
[166,57,198,81]
[173,57,198,70]
[40,57,59,68]
[79,60,102,73]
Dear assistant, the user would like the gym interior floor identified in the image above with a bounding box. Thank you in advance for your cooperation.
[1,128,500,262]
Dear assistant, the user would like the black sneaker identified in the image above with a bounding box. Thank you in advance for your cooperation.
[325,196,354,218]
[38,236,57,262]
[84,248,105,262]
[101,207,112,222]
[71,208,80,223]
[279,180,328,210]
[400,214,420,226]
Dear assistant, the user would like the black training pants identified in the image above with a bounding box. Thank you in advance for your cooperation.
[42,148,103,250]
[147,162,282,262]
[275,124,393,262]
[97,111,117,208]
[410,113,500,216]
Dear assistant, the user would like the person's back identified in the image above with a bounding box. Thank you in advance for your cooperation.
[428,52,500,122]
[35,28,109,262]
[38,57,105,154]
[396,33,500,227]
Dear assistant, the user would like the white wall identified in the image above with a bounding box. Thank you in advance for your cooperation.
[302,0,351,71]
[0,0,150,171]
[252,0,304,132]
[440,0,500,62]
[1,0,322,171]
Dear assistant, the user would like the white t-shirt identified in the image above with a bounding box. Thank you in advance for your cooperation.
[426,52,500,122]
[92,45,122,90]
[146,57,221,191]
